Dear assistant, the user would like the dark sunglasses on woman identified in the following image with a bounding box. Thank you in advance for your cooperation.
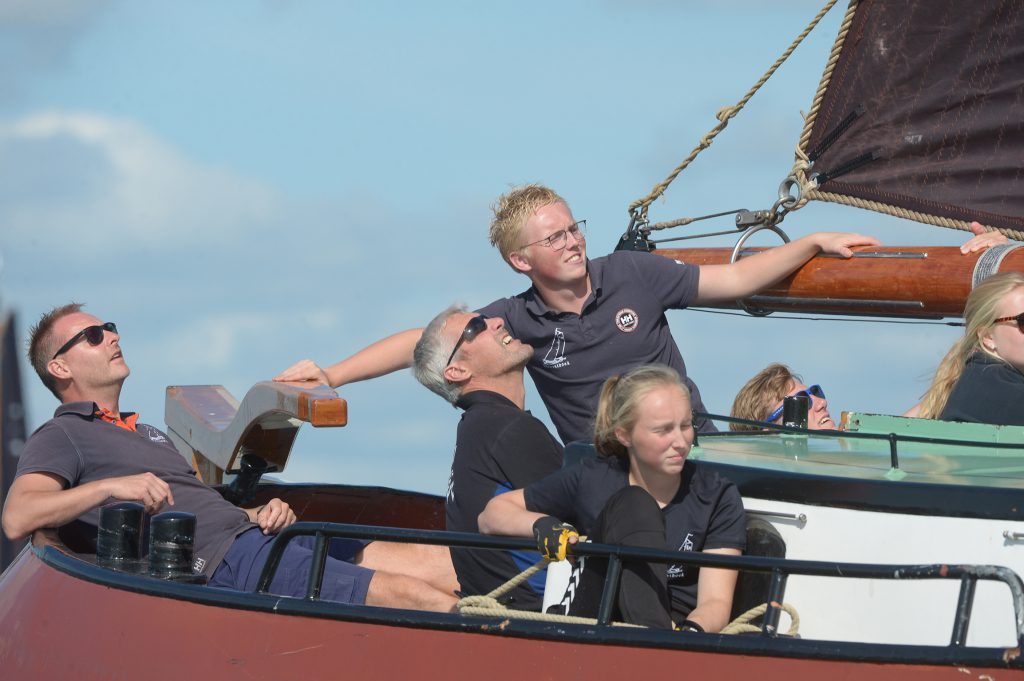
[994,311,1024,334]
[766,384,825,423]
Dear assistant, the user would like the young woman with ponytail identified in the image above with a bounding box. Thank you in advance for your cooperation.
[917,272,1024,425]
[479,364,746,632]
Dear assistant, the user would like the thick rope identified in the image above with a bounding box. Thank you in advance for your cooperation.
[628,0,842,219]
[456,557,800,636]
[795,0,860,156]
[720,602,800,636]
[787,0,859,210]
[806,190,1024,242]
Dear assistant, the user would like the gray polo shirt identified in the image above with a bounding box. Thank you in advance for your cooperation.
[15,402,254,577]
[479,249,712,444]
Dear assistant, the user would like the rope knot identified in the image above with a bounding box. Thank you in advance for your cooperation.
[716,105,740,122]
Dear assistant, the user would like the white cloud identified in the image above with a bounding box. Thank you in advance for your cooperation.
[0,111,279,252]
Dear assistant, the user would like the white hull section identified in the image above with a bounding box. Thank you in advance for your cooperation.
[745,497,1024,647]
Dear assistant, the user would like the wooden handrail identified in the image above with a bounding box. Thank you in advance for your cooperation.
[164,381,347,484]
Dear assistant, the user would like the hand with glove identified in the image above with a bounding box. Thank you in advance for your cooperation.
[532,515,579,561]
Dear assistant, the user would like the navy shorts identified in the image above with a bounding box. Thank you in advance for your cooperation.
[210,527,374,605]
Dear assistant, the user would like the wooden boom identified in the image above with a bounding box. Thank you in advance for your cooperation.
[165,381,347,484]
[656,245,1024,318]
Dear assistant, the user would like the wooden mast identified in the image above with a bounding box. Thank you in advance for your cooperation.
[655,245,1024,318]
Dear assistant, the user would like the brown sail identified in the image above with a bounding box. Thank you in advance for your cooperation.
[798,0,1024,237]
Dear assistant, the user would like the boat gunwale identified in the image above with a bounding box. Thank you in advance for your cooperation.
[19,519,1024,671]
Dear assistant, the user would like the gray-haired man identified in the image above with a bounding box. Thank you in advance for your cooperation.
[413,304,563,610]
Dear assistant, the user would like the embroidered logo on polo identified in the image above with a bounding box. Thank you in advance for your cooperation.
[139,424,169,443]
[667,532,695,579]
[542,328,570,368]
[615,308,639,333]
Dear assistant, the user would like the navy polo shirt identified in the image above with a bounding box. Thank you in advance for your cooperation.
[479,249,712,444]
[15,402,254,577]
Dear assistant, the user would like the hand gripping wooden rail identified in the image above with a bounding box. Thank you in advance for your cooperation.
[164,381,347,484]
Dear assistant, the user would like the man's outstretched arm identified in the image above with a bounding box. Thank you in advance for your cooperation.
[695,232,880,304]
[274,328,423,387]
[2,471,174,542]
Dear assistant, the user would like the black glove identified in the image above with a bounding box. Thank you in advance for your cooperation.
[677,619,705,633]
[532,515,579,561]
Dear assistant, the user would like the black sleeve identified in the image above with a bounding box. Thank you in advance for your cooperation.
[489,413,564,490]
[523,463,584,524]
[704,482,747,551]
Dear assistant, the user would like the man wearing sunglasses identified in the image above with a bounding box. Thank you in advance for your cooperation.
[279,184,878,444]
[412,304,563,610]
[3,304,457,612]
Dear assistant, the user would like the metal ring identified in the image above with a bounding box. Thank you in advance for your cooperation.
[730,224,791,317]
[777,176,802,208]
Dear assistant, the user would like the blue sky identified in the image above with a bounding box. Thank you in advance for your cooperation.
[1,1,977,494]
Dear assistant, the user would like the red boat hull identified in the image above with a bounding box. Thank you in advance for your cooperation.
[1,546,1019,681]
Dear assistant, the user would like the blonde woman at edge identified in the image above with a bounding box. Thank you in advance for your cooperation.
[479,364,745,632]
[914,272,1024,425]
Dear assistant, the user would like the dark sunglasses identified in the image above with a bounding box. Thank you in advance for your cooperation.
[52,322,118,359]
[994,312,1024,334]
[765,384,825,423]
[446,315,488,366]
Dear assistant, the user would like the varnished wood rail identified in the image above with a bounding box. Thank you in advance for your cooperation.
[164,381,347,484]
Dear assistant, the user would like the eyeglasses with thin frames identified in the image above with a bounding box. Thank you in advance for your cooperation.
[993,311,1024,333]
[765,384,826,423]
[519,220,586,252]
[446,315,489,366]
[52,322,118,359]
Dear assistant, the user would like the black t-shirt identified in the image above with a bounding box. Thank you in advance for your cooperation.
[447,391,563,609]
[941,352,1024,426]
[15,402,254,577]
[523,455,746,619]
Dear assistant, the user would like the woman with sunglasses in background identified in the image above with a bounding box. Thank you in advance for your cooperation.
[916,272,1024,426]
[729,363,835,430]
[479,364,745,632]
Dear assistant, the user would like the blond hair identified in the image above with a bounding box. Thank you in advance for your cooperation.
[918,272,1024,418]
[489,184,567,270]
[730,363,799,431]
[594,364,690,459]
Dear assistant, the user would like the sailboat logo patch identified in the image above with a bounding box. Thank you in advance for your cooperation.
[543,328,569,368]
[615,308,639,333]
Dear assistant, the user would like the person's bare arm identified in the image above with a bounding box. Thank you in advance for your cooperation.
[274,328,423,387]
[2,471,174,542]
[478,490,544,537]
[685,547,741,633]
[695,232,880,304]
